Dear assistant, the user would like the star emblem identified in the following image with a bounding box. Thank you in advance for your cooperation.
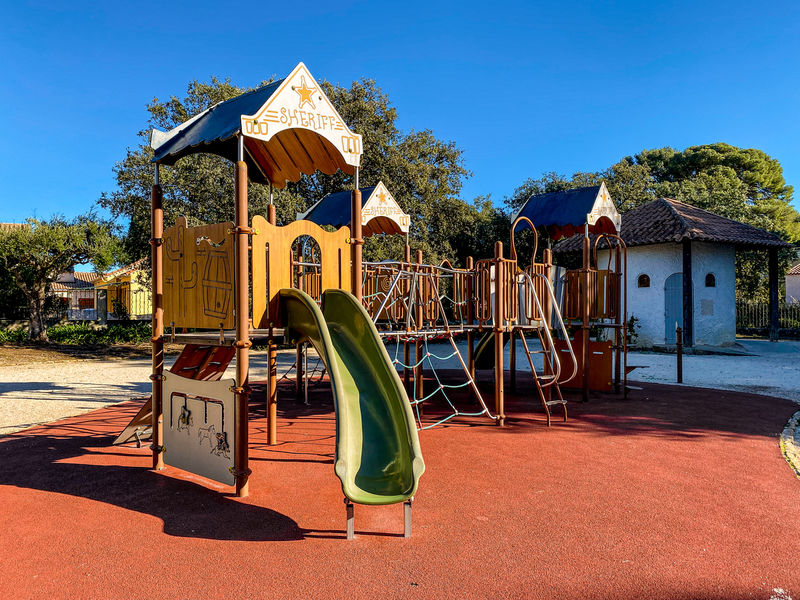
[376,190,387,203]
[294,76,317,109]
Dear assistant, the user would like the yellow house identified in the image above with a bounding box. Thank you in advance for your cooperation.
[94,259,151,321]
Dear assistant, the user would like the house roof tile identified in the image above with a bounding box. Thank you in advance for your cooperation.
[553,198,790,253]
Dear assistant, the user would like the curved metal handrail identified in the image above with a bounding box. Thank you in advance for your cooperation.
[509,216,539,266]
[521,270,578,386]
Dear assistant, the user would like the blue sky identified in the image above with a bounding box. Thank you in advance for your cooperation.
[1,0,799,225]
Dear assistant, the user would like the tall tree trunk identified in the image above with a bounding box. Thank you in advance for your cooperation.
[28,287,48,342]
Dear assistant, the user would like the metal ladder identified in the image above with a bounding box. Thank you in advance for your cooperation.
[517,271,578,426]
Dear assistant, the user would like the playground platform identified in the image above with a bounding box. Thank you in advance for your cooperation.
[1,375,798,599]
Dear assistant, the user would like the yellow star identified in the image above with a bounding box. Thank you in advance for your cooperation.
[376,190,387,203]
[294,76,317,109]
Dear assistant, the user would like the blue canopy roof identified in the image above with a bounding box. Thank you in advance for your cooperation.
[514,185,619,239]
[150,81,283,183]
[302,187,377,229]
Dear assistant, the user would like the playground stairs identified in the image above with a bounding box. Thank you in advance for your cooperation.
[112,344,236,446]
[517,326,568,427]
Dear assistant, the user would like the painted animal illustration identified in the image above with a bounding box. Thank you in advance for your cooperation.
[197,424,217,448]
[211,431,230,459]
[176,405,193,434]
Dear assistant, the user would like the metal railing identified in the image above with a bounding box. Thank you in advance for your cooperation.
[736,300,800,331]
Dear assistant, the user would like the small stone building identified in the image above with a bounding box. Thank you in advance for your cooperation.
[786,263,800,304]
[555,198,789,347]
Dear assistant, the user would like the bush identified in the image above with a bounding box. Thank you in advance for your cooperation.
[0,328,26,344]
[47,322,152,345]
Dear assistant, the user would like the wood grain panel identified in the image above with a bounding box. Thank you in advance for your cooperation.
[252,216,351,328]
[163,217,235,330]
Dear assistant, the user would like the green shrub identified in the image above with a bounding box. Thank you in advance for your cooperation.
[0,328,26,344]
[47,322,152,345]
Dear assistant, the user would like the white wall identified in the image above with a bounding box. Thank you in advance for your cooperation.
[598,242,736,347]
[787,275,800,304]
[690,242,736,346]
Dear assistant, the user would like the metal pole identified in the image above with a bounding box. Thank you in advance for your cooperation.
[403,244,411,389]
[581,233,590,402]
[267,341,277,445]
[769,248,779,342]
[296,342,304,400]
[351,168,363,301]
[494,242,505,426]
[414,250,424,416]
[614,244,622,394]
[676,324,683,383]
[542,248,552,405]
[268,181,276,225]
[234,134,251,497]
[150,164,164,471]
[466,256,475,399]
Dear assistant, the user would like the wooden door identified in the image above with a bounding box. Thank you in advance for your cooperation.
[664,273,683,344]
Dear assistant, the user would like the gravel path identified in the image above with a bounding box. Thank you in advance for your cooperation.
[0,349,302,436]
[2,338,798,436]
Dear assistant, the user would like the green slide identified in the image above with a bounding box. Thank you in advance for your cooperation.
[279,288,425,505]
[472,330,508,370]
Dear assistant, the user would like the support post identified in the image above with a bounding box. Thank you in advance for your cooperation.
[682,239,693,347]
[267,181,276,225]
[414,250,424,416]
[234,141,251,497]
[466,256,475,399]
[296,342,304,400]
[509,329,516,391]
[403,244,411,388]
[351,169,362,301]
[581,233,590,402]
[613,245,622,394]
[345,499,354,540]
[542,248,552,404]
[404,500,412,538]
[769,248,779,342]
[676,324,683,383]
[267,341,277,445]
[494,242,505,426]
[150,166,164,470]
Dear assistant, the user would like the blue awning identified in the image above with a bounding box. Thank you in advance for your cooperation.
[514,184,619,240]
[150,82,283,181]
[302,187,377,229]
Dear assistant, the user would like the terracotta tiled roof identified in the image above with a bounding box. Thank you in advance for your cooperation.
[97,258,148,284]
[554,198,790,253]
[73,271,100,284]
[51,271,100,292]
[787,263,800,276]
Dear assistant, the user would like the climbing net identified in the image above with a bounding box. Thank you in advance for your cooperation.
[360,260,497,429]
[277,344,327,385]
[387,331,496,429]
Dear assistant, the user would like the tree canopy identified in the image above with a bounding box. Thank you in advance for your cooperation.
[0,215,117,340]
[100,76,494,266]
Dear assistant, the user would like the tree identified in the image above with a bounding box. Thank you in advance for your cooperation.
[100,77,474,266]
[506,143,800,299]
[0,216,117,341]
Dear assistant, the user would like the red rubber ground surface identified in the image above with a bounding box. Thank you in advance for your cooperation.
[0,377,798,599]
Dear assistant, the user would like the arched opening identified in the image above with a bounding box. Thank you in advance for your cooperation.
[291,235,322,302]
[705,273,716,287]
[637,274,650,288]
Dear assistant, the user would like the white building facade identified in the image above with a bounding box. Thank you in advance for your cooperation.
[605,242,736,347]
[786,264,800,304]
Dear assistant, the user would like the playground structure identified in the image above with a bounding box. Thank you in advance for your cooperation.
[119,62,629,537]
